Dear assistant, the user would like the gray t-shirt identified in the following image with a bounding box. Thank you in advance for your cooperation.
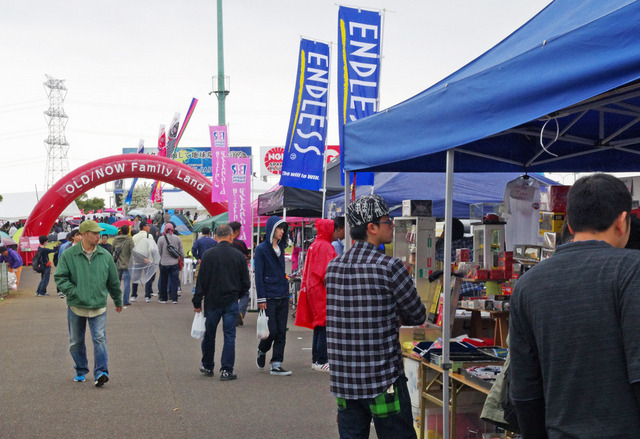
[510,240,640,438]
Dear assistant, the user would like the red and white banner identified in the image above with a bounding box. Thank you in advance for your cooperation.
[210,125,229,202]
[326,145,339,164]
[226,156,252,245]
[153,126,166,203]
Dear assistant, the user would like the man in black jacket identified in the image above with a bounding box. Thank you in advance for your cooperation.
[193,224,251,381]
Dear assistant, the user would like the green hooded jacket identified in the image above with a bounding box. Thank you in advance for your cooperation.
[54,242,122,309]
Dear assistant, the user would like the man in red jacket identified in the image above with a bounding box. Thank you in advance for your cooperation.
[295,219,337,372]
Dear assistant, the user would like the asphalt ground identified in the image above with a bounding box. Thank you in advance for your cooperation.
[0,265,342,439]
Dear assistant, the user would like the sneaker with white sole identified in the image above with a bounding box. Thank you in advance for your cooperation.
[199,365,214,377]
[159,300,167,304]
[74,373,85,382]
[145,297,150,303]
[94,372,109,387]
[270,366,292,376]
[314,363,330,372]
[130,297,137,302]
[311,362,318,370]
[220,370,237,381]
[256,350,266,370]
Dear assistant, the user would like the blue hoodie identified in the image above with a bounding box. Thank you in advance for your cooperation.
[254,216,289,303]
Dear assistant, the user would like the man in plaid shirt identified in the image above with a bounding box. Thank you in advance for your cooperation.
[326,195,426,438]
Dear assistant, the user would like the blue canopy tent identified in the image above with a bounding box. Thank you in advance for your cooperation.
[342,2,640,437]
[325,172,557,218]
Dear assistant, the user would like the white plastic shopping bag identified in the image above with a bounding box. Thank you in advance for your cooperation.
[256,309,270,340]
[191,311,206,339]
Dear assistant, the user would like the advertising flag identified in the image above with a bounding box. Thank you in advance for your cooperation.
[210,125,228,202]
[338,6,380,186]
[226,156,252,245]
[125,139,145,206]
[279,38,330,191]
[165,113,180,159]
[152,125,167,203]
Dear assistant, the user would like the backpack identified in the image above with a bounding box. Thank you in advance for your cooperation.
[32,249,46,274]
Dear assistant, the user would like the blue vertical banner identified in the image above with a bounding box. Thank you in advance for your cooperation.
[338,6,380,186]
[279,38,331,191]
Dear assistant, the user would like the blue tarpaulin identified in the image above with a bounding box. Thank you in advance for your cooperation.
[344,0,640,174]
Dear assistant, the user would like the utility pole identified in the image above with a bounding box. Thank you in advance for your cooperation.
[43,75,70,190]
[210,0,230,125]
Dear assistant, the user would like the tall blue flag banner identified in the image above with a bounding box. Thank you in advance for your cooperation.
[338,6,380,186]
[279,38,330,191]
[125,139,145,206]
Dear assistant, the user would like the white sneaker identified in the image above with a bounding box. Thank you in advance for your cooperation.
[130,297,137,302]
[311,362,318,370]
[145,297,150,303]
[314,363,330,372]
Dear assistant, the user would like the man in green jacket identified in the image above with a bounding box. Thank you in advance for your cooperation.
[54,220,123,387]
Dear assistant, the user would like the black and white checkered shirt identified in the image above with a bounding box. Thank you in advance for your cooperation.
[325,240,426,399]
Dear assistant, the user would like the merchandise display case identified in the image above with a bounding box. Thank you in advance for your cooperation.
[472,223,506,270]
[393,216,437,305]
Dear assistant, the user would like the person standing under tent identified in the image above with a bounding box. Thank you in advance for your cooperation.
[157,222,183,304]
[254,216,292,376]
[510,173,640,438]
[295,218,337,372]
[325,195,426,438]
[193,224,250,381]
[112,225,135,306]
[54,220,122,386]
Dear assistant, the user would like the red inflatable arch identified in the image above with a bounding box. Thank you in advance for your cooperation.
[23,154,227,238]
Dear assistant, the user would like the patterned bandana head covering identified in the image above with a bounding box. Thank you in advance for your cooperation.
[346,194,390,228]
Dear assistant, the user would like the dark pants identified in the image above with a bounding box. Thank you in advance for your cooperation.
[132,273,155,298]
[201,301,238,372]
[337,377,416,439]
[257,297,288,364]
[312,326,327,364]
[37,266,51,295]
[159,264,179,302]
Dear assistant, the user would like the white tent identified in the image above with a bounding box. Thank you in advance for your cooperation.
[0,192,81,221]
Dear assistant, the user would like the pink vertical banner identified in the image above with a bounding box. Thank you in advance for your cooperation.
[209,125,228,202]
[226,156,252,244]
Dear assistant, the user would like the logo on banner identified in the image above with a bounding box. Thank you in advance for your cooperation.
[264,147,284,175]
[231,163,248,183]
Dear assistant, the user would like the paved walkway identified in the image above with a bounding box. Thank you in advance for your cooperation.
[0,266,339,439]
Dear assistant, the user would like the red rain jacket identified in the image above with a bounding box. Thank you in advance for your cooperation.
[295,219,337,329]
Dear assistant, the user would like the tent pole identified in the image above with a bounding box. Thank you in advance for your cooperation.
[442,149,454,439]
[344,172,351,252]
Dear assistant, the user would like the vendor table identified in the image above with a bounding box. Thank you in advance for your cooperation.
[459,307,509,348]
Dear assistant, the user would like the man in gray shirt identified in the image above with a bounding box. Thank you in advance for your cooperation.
[510,174,640,438]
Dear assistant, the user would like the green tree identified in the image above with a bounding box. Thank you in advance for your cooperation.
[129,182,162,210]
[75,194,105,212]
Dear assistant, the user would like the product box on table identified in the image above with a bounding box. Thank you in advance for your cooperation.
[543,232,559,249]
[539,211,565,234]
[540,185,570,212]
[470,202,504,222]
[456,248,470,264]
[514,244,542,261]
[402,199,432,217]
[490,268,504,280]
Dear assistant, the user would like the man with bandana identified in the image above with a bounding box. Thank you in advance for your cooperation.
[325,195,426,438]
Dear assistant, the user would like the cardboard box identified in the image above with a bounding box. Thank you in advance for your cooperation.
[402,199,432,217]
[540,185,570,212]
[540,211,565,234]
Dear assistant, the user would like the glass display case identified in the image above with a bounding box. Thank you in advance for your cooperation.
[393,216,436,305]
[472,223,506,270]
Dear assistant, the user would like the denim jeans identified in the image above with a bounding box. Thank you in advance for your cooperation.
[159,264,179,302]
[132,273,155,298]
[67,307,109,377]
[201,301,238,372]
[118,269,131,304]
[337,377,415,439]
[257,297,289,365]
[238,290,250,317]
[312,326,327,364]
[37,266,51,295]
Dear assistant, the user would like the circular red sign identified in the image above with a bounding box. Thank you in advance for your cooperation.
[264,147,284,175]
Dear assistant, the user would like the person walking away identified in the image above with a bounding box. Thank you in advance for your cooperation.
[193,224,250,381]
[510,174,640,438]
[54,220,122,386]
[295,219,336,372]
[131,217,156,302]
[325,195,426,439]
[112,225,135,306]
[0,245,23,288]
[35,235,57,296]
[254,216,292,376]
[229,221,251,325]
[157,222,183,304]
[191,226,217,278]
[331,216,345,256]
[99,234,113,254]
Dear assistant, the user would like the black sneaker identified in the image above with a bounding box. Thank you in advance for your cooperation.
[199,365,214,377]
[270,366,292,376]
[94,372,109,387]
[220,370,237,381]
[256,350,266,370]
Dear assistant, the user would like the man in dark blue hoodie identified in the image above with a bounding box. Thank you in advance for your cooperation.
[255,216,291,376]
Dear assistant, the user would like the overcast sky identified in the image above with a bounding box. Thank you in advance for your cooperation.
[1,0,553,203]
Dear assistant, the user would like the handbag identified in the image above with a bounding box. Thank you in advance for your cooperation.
[164,235,181,259]
[256,309,270,340]
[191,311,206,339]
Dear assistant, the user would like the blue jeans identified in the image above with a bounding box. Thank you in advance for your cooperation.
[201,301,238,372]
[118,269,131,304]
[132,273,156,298]
[37,266,51,295]
[337,377,416,439]
[238,290,250,317]
[257,297,289,365]
[312,326,327,364]
[159,264,179,302]
[67,307,109,377]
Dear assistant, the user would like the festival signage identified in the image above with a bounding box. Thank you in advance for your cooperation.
[226,156,252,246]
[210,125,228,202]
[279,38,330,191]
[337,6,380,186]
[125,139,146,206]
[261,146,284,176]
